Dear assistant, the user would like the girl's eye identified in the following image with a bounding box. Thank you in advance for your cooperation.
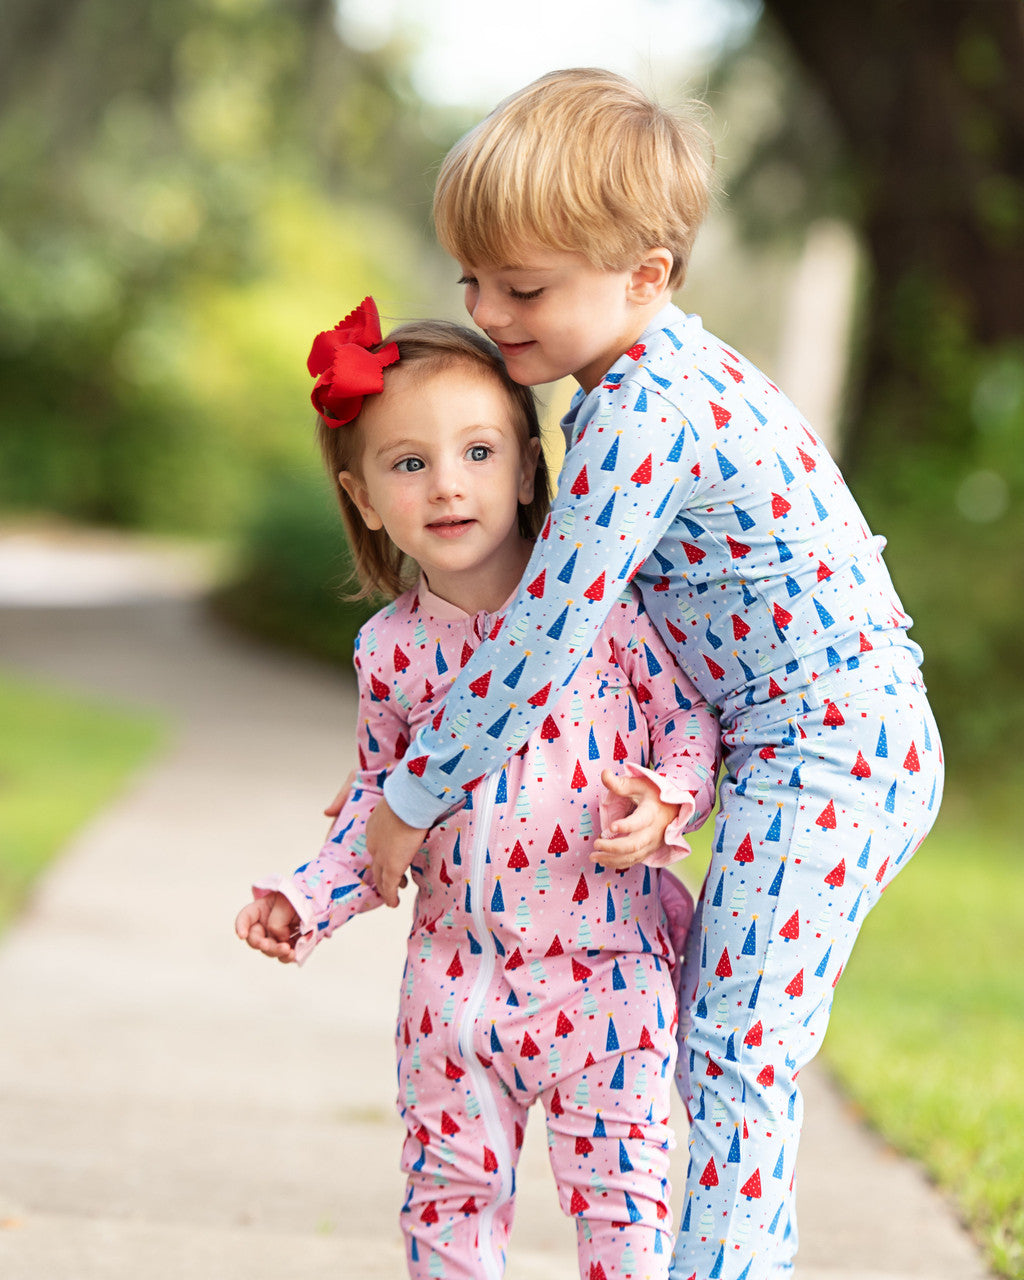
[458,275,477,289]
[509,287,542,301]
[394,457,425,473]
[467,444,491,462]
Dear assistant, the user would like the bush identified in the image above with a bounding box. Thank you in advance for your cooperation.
[212,464,378,671]
[851,334,1024,782]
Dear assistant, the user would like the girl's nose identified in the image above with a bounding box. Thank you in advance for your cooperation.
[430,458,465,500]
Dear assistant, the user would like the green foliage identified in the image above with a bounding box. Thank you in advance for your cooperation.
[0,0,455,535]
[825,782,1024,1279]
[0,671,164,931]
[849,276,1024,777]
[705,19,854,248]
[212,463,379,669]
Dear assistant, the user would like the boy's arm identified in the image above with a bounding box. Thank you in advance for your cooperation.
[252,644,412,962]
[382,387,698,830]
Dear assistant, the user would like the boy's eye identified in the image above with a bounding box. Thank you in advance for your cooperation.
[467,444,491,462]
[509,287,542,301]
[394,457,425,473]
[458,275,477,290]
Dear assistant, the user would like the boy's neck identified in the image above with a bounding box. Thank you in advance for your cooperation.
[626,288,675,347]
[577,288,675,394]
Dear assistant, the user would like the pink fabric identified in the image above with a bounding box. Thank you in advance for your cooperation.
[253,580,719,1278]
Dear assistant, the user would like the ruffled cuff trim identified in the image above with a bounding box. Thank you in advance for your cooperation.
[597,761,698,868]
[252,875,319,966]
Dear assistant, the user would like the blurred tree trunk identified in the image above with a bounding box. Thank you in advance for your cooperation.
[762,0,1024,470]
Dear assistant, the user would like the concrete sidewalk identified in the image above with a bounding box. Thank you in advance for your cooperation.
[0,538,994,1279]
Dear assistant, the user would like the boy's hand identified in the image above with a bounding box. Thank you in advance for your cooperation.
[235,893,301,964]
[365,798,426,908]
[593,767,679,870]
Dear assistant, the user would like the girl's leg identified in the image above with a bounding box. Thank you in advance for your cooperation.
[544,1047,678,1280]
[398,1051,528,1280]
[670,682,942,1280]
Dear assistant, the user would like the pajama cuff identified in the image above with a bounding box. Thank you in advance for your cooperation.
[598,761,697,867]
[252,875,319,966]
[383,764,456,830]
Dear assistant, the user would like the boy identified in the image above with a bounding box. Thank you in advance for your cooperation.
[362,69,942,1280]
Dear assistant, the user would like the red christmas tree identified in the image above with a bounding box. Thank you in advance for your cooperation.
[469,670,492,698]
[548,825,569,854]
[631,455,653,484]
[825,859,846,887]
[735,833,755,863]
[779,910,800,940]
[816,800,837,829]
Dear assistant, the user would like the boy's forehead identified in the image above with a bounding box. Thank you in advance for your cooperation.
[470,247,578,273]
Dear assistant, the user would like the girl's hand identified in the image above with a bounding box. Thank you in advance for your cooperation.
[365,798,426,908]
[323,768,357,827]
[593,768,680,870]
[234,892,301,964]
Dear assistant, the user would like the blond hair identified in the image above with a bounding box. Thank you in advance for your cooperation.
[317,320,550,600]
[434,67,714,289]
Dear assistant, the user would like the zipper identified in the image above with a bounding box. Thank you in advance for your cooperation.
[456,770,512,1280]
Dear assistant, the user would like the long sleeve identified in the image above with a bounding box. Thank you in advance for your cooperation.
[385,377,700,827]
[253,624,412,963]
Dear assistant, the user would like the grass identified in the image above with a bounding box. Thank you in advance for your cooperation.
[0,669,165,932]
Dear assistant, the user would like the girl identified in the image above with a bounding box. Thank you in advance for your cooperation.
[359,71,945,1280]
[236,300,721,1280]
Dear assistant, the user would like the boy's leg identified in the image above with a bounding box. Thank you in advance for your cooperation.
[398,1051,528,1280]
[543,1047,678,1280]
[670,683,942,1280]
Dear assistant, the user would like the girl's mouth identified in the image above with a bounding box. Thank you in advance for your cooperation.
[428,518,474,538]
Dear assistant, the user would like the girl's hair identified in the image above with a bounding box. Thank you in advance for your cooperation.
[317,319,550,600]
[434,67,714,290]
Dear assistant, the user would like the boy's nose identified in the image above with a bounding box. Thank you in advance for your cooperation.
[469,288,509,333]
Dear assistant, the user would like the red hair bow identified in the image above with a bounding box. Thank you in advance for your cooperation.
[307,297,400,426]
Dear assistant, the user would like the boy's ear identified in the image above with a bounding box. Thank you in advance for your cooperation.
[518,437,542,505]
[627,248,674,303]
[338,470,384,531]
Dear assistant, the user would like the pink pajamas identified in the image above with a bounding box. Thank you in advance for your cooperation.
[256,581,720,1279]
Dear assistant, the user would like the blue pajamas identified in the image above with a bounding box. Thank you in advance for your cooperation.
[673,663,940,1279]
[383,304,943,1280]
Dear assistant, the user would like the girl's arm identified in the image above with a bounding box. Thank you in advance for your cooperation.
[594,596,720,869]
[381,388,697,829]
[247,638,412,962]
